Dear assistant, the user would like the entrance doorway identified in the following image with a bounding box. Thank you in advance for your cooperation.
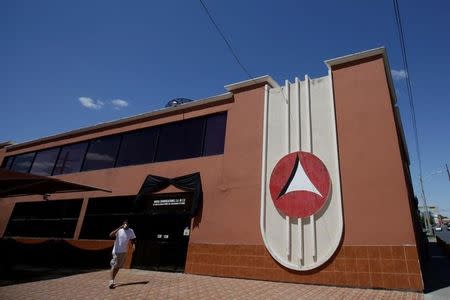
[130,193,192,272]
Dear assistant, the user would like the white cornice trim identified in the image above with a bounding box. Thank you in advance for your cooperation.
[324,47,386,68]
[0,141,14,149]
[224,75,279,92]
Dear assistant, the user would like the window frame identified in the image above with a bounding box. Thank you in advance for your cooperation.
[1,156,15,170]
[10,152,36,174]
[53,141,89,175]
[29,147,61,176]
[81,135,122,172]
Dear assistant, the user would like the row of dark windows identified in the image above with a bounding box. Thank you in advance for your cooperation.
[5,196,186,239]
[80,194,191,240]
[1,112,227,176]
[5,198,129,239]
[5,200,83,238]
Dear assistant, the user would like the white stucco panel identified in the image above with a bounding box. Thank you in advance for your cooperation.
[260,73,343,271]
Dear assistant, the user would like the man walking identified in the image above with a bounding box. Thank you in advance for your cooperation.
[109,220,136,289]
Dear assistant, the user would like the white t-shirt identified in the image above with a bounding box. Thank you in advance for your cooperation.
[112,228,136,254]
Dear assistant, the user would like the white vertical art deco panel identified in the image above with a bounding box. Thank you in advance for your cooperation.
[260,72,344,270]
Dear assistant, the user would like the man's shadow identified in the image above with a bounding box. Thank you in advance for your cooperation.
[112,281,149,288]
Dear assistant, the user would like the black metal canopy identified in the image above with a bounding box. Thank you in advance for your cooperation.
[0,169,111,198]
[135,172,202,217]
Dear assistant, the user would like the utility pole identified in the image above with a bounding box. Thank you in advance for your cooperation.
[419,175,433,236]
[446,163,450,181]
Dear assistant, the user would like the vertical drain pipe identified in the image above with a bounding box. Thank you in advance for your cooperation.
[285,80,291,259]
[260,84,270,232]
[295,77,303,265]
[305,74,317,259]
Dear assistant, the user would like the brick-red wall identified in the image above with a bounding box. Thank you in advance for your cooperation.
[185,243,423,291]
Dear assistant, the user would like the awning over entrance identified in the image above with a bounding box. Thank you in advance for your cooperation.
[0,169,111,198]
[135,172,202,217]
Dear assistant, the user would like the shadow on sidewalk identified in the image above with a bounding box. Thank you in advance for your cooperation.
[422,241,450,294]
[113,281,149,288]
[0,265,102,287]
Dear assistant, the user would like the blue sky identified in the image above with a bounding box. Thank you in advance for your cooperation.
[1,1,449,214]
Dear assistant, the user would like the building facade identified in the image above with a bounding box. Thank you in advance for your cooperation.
[0,48,424,291]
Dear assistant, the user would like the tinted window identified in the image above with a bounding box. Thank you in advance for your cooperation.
[1,156,14,169]
[5,199,82,238]
[29,148,60,176]
[203,112,227,156]
[116,127,158,167]
[82,136,121,171]
[11,152,35,173]
[6,157,14,169]
[155,117,205,162]
[80,196,134,239]
[53,142,88,175]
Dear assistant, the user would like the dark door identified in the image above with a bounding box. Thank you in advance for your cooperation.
[130,193,192,272]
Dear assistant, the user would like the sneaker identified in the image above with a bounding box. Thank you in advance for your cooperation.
[109,280,115,289]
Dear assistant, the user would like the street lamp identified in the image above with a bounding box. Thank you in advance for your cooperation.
[419,164,450,236]
[419,175,433,236]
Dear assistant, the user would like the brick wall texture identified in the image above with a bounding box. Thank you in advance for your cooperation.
[185,243,423,291]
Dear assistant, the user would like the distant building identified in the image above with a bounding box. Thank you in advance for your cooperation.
[419,206,441,225]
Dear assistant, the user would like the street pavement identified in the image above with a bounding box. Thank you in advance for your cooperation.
[435,229,450,244]
[423,238,450,300]
[0,268,423,300]
[5,237,450,300]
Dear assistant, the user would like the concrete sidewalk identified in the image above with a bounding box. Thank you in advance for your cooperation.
[0,269,422,300]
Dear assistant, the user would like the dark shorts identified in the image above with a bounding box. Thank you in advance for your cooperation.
[110,253,127,269]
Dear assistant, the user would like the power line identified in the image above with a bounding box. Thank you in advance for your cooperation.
[198,0,254,80]
[393,0,433,234]
[392,0,423,178]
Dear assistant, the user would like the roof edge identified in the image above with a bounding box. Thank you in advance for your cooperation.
[0,141,14,149]
[324,47,397,105]
[224,75,279,92]
[6,92,233,152]
[324,47,386,68]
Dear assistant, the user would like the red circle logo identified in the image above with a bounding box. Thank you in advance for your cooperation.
[269,151,331,218]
